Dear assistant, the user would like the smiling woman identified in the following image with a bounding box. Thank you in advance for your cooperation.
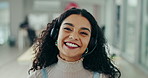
[28,8,121,78]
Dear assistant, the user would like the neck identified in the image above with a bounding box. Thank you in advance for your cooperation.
[58,54,82,62]
[56,55,84,72]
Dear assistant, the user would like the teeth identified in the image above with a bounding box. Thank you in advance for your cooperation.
[66,43,78,47]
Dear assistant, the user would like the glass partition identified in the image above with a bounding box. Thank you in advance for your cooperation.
[140,0,148,69]
[124,0,138,62]
[0,2,10,45]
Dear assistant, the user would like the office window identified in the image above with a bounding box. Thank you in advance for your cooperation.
[0,2,10,45]
[124,0,138,62]
[140,0,148,69]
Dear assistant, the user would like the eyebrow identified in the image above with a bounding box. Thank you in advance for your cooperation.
[81,27,91,32]
[64,23,91,32]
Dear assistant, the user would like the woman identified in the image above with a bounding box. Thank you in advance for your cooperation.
[28,8,121,78]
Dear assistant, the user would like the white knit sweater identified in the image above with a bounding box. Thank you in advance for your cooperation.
[28,56,108,78]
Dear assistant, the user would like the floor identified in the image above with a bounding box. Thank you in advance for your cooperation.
[0,44,148,78]
[0,44,30,78]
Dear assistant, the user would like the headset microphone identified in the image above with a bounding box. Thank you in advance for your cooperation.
[82,41,98,57]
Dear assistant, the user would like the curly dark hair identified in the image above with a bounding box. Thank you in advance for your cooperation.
[29,8,121,78]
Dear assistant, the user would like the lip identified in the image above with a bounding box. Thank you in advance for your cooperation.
[64,41,80,49]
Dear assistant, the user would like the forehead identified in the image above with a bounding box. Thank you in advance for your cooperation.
[61,14,91,29]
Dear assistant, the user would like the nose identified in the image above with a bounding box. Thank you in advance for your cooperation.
[69,32,79,40]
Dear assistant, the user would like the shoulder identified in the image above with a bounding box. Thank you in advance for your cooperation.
[27,65,55,78]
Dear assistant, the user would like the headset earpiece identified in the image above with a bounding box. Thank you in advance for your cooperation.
[50,19,59,40]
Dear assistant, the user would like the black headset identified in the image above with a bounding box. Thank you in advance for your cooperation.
[50,18,99,57]
[50,19,59,40]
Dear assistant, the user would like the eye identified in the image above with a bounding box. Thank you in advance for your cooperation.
[80,32,89,36]
[63,27,72,31]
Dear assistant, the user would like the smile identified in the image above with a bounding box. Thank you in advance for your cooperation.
[64,42,80,48]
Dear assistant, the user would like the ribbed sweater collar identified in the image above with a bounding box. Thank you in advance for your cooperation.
[56,55,84,72]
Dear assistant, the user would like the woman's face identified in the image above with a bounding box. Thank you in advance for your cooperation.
[57,14,91,62]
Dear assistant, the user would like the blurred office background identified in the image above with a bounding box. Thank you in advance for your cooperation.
[0,0,148,78]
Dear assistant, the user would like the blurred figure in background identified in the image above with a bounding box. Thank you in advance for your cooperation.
[19,16,36,46]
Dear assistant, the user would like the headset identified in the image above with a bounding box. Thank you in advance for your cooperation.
[50,18,99,57]
[50,19,59,40]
